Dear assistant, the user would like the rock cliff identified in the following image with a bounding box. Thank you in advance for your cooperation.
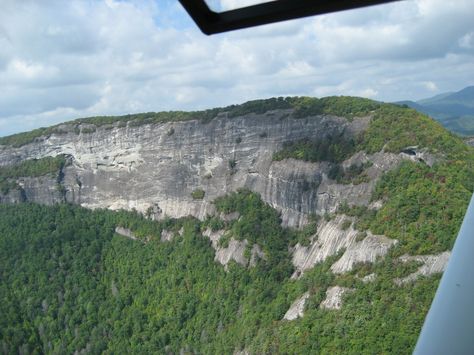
[0,110,374,227]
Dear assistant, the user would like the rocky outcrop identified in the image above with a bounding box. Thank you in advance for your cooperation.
[360,273,377,283]
[400,146,437,166]
[160,229,175,242]
[0,188,25,203]
[291,215,397,278]
[115,227,139,241]
[330,233,397,274]
[202,228,264,269]
[0,109,429,231]
[464,137,474,147]
[216,239,249,269]
[320,286,353,310]
[0,111,405,228]
[249,244,265,267]
[283,292,310,321]
[395,251,450,285]
[291,215,357,277]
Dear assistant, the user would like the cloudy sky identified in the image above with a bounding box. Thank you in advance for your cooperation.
[0,0,473,137]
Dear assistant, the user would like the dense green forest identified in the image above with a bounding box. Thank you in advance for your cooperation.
[0,200,439,354]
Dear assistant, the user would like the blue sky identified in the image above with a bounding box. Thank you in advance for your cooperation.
[0,0,473,137]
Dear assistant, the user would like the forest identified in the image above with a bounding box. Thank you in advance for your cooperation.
[0,200,440,354]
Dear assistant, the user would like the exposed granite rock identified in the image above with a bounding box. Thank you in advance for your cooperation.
[368,200,384,210]
[160,229,174,242]
[400,146,437,167]
[291,215,397,277]
[17,176,65,205]
[360,273,377,283]
[320,286,353,310]
[283,292,310,321]
[0,188,25,203]
[0,112,400,228]
[202,228,264,269]
[220,211,240,222]
[330,233,397,274]
[216,239,248,269]
[249,244,265,267]
[315,151,403,215]
[115,227,138,241]
[464,137,474,147]
[291,215,357,278]
[395,251,450,285]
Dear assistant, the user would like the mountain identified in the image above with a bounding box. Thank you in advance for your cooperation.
[398,86,474,136]
[1,96,473,354]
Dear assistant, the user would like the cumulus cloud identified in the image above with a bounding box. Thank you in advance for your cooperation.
[0,0,473,136]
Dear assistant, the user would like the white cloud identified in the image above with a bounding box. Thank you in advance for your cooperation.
[0,0,473,137]
[359,88,379,98]
[423,81,438,92]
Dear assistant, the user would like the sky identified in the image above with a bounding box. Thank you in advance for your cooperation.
[0,0,473,137]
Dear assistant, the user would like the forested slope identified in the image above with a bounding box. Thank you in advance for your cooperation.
[0,202,438,354]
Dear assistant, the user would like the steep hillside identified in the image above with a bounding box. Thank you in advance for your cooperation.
[1,96,473,353]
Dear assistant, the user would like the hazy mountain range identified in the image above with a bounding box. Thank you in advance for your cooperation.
[397,86,474,136]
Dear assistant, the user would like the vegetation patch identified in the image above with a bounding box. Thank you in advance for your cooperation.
[341,219,352,231]
[367,160,472,254]
[228,159,237,170]
[0,155,68,194]
[273,133,356,163]
[191,189,205,200]
[289,214,319,247]
[355,231,367,242]
[328,161,372,184]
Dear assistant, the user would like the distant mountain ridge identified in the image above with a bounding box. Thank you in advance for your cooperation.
[397,86,474,136]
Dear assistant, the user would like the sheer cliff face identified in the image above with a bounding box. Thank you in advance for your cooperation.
[0,110,378,227]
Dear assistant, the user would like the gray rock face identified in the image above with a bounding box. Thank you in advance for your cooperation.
[283,292,310,321]
[291,215,357,277]
[291,215,397,277]
[395,251,451,285]
[202,228,264,269]
[330,233,397,274]
[400,146,437,167]
[216,239,249,269]
[160,229,175,242]
[115,227,138,240]
[291,215,397,278]
[249,244,265,267]
[0,188,25,203]
[320,286,353,310]
[17,175,65,205]
[360,273,377,283]
[465,137,474,147]
[0,112,382,228]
